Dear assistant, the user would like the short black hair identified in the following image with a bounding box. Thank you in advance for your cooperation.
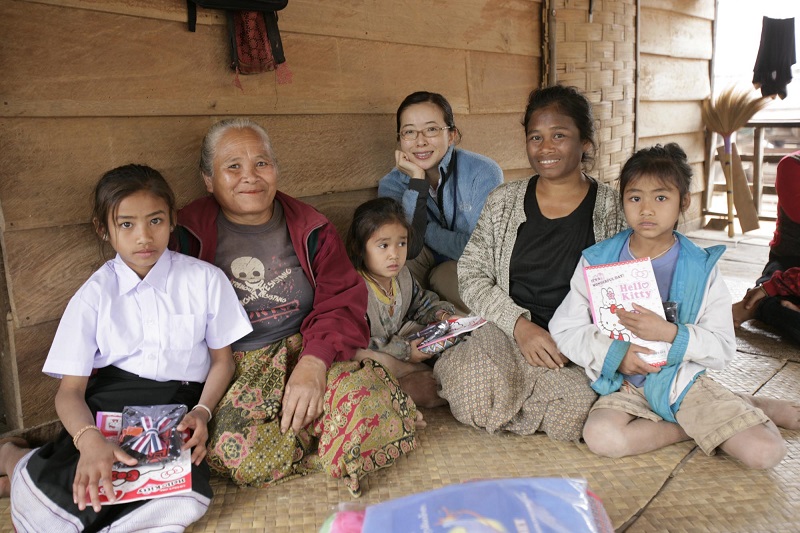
[346,197,411,272]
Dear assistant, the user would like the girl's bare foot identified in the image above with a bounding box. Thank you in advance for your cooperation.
[0,437,30,498]
[414,411,427,430]
[400,370,447,409]
[738,394,800,430]
[354,349,424,379]
[781,300,800,313]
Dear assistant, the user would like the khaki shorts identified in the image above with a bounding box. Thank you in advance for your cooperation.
[591,375,769,454]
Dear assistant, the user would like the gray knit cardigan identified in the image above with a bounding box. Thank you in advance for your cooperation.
[457,175,626,339]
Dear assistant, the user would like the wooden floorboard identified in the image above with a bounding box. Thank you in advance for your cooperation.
[2,224,798,532]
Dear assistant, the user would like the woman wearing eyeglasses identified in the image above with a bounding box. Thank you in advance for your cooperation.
[378,91,503,314]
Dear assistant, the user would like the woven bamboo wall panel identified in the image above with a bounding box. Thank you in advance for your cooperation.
[553,0,637,184]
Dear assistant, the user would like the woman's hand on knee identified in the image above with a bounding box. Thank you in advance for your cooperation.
[513,317,568,369]
[281,355,327,434]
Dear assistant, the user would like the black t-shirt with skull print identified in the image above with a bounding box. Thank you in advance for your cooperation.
[214,201,314,351]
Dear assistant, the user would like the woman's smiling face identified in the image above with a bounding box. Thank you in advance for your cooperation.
[203,127,279,226]
[525,104,590,183]
[397,102,456,181]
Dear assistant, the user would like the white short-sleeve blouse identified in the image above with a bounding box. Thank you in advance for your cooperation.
[43,250,252,382]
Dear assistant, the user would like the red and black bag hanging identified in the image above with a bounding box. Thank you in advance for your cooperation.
[186,0,289,78]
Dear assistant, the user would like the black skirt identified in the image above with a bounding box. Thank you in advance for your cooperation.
[22,366,211,533]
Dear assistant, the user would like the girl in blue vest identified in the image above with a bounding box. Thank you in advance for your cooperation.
[550,144,799,468]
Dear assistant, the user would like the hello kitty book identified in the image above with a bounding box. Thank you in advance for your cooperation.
[583,257,669,367]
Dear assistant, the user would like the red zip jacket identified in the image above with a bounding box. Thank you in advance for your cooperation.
[173,192,369,368]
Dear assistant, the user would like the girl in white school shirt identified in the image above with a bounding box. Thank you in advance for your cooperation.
[0,164,251,531]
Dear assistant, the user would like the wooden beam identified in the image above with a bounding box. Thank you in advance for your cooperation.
[10,320,60,427]
[639,8,713,59]
[2,3,471,117]
[638,101,704,137]
[640,0,715,20]
[23,0,542,56]
[467,51,540,114]
[0,113,527,232]
[638,55,711,101]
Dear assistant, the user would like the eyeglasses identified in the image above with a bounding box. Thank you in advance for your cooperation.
[398,126,452,141]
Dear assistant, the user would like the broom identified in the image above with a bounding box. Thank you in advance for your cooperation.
[701,85,770,237]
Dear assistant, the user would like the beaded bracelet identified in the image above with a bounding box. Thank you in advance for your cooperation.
[191,403,213,422]
[72,425,101,449]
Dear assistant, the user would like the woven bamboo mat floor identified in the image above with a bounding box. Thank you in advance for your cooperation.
[2,227,799,532]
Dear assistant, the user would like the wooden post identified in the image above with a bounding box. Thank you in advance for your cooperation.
[752,126,765,213]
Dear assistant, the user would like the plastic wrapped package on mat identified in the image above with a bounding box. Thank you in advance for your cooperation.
[357,478,613,533]
[408,316,488,355]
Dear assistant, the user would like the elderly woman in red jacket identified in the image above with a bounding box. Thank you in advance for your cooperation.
[173,118,418,496]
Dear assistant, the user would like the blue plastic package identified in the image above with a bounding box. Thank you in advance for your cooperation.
[360,478,612,533]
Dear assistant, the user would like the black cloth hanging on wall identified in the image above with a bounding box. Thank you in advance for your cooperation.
[752,16,796,99]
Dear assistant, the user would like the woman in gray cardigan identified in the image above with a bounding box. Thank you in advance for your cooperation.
[433,85,625,440]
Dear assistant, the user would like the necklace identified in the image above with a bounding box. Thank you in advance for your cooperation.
[630,234,677,262]
[365,272,397,316]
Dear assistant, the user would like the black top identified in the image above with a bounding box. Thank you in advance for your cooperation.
[509,176,598,329]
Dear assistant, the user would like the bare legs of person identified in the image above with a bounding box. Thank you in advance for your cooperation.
[716,420,786,469]
[582,409,691,459]
[735,393,800,430]
[784,300,800,313]
[354,349,446,411]
[718,394,800,468]
[0,437,30,498]
[584,395,799,469]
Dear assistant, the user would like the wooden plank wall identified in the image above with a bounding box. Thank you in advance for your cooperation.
[0,0,541,429]
[638,0,715,228]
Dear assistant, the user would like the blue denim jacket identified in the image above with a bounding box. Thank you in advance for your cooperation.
[378,146,503,261]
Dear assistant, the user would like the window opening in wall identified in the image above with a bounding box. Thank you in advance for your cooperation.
[710,0,799,222]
